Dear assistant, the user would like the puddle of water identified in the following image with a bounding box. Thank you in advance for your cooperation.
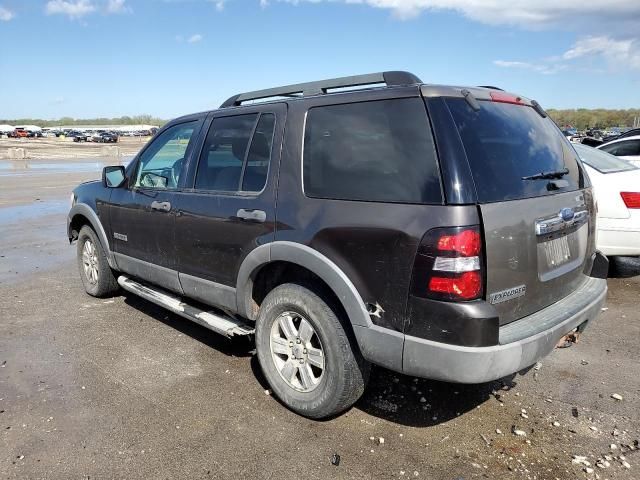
[0,199,69,226]
[0,157,133,176]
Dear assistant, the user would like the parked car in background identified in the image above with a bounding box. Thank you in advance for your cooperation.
[12,129,28,138]
[68,71,608,418]
[597,135,640,167]
[96,132,118,143]
[71,132,88,142]
[574,144,640,257]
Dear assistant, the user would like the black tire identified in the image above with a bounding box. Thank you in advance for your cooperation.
[77,225,119,297]
[255,283,370,419]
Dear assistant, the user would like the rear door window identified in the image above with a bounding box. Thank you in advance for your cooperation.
[195,113,276,193]
[195,114,257,191]
[445,99,584,203]
[303,98,442,204]
[242,114,275,192]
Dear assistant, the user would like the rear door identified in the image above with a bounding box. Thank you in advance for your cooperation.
[442,97,594,325]
[173,104,285,310]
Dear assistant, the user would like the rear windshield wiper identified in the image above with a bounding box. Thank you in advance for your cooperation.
[522,168,569,181]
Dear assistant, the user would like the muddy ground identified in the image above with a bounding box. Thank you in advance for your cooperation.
[0,141,638,479]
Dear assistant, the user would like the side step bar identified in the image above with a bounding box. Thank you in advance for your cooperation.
[117,275,255,338]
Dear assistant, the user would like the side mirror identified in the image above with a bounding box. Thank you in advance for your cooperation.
[102,165,126,188]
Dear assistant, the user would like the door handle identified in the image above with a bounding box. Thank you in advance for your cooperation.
[236,208,266,223]
[150,201,171,212]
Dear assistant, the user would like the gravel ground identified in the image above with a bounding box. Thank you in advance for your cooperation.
[0,163,638,479]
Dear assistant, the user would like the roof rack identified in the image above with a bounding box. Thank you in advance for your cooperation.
[220,71,422,108]
[477,85,504,91]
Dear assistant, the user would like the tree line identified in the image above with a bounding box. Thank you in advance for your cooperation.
[547,109,640,130]
[0,115,166,127]
[3,109,639,131]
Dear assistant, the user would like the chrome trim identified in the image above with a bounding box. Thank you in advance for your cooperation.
[535,208,589,236]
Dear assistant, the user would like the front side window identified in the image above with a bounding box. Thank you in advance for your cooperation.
[303,98,442,204]
[135,122,197,189]
[195,113,275,192]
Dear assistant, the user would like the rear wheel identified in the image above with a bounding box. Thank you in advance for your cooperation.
[255,283,369,419]
[77,225,119,297]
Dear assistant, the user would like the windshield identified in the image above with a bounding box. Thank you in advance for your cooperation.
[446,98,584,203]
[574,143,637,173]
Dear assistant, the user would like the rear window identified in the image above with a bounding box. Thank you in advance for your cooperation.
[574,143,637,173]
[446,99,584,203]
[303,98,442,204]
[600,139,640,157]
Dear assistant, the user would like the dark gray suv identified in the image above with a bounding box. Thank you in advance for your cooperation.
[67,71,608,418]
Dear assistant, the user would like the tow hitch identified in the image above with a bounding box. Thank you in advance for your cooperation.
[556,328,580,349]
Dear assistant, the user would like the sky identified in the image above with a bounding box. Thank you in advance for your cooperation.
[0,0,639,120]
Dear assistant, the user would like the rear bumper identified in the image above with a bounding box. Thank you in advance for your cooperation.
[402,276,607,383]
[597,223,640,256]
[355,276,607,383]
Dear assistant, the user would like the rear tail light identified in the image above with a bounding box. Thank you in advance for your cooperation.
[621,192,640,209]
[411,226,484,302]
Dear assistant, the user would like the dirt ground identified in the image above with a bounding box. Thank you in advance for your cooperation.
[0,144,638,479]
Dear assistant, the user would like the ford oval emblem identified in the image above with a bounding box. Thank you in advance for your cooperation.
[560,207,575,221]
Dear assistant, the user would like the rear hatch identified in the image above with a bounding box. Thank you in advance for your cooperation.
[443,94,594,325]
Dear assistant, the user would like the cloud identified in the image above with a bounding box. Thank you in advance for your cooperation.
[210,0,226,10]
[106,0,131,14]
[45,0,96,19]
[265,0,640,30]
[563,36,640,69]
[494,35,640,75]
[0,5,14,21]
[176,34,203,44]
[493,60,566,75]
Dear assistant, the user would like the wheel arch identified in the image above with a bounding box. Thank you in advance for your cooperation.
[236,242,372,329]
[68,203,117,269]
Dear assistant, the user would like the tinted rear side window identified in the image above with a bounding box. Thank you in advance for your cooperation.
[446,99,584,203]
[303,98,442,204]
[195,114,257,191]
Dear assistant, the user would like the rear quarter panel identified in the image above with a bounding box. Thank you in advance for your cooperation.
[275,92,479,332]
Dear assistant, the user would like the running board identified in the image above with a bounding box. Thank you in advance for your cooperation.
[117,275,254,338]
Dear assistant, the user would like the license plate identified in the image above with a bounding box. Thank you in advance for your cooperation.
[543,235,571,267]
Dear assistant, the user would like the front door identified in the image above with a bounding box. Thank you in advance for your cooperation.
[109,119,203,293]
[173,104,286,310]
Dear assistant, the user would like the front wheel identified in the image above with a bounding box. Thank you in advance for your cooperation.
[77,225,119,297]
[255,283,369,419]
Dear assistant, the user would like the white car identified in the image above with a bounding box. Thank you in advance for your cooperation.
[574,143,640,257]
[597,134,640,168]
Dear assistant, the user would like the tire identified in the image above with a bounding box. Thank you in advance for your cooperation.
[77,225,119,297]
[255,283,370,419]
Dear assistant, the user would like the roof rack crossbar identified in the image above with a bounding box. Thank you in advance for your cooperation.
[220,71,422,108]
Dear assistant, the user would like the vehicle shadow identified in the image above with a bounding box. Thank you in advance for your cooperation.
[122,290,520,427]
[122,292,255,358]
[354,367,517,427]
[608,256,640,278]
